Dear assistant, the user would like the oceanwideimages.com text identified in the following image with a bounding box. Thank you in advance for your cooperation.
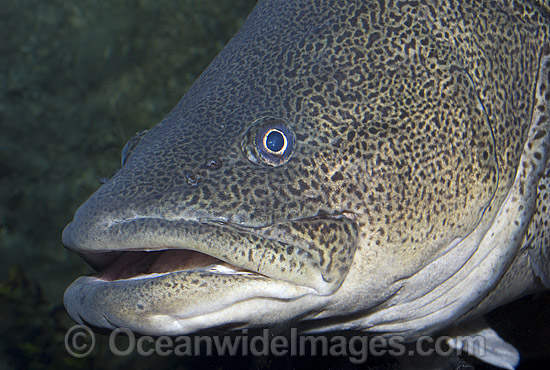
[65,325,486,363]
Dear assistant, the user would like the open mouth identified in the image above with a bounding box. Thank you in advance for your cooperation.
[63,214,358,295]
[63,244,321,336]
[87,249,256,282]
[63,215,358,335]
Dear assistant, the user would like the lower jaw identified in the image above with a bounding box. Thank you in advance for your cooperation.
[63,264,320,335]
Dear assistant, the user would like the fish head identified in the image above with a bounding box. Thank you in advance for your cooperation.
[63,0,548,338]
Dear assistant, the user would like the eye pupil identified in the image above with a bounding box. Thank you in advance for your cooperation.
[265,130,286,153]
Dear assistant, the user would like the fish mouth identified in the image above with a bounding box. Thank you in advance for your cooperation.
[84,249,254,282]
[62,216,357,335]
[63,217,357,294]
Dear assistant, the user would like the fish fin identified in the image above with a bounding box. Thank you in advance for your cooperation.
[447,317,519,370]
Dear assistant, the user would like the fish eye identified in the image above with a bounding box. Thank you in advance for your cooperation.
[241,116,295,167]
[255,122,295,166]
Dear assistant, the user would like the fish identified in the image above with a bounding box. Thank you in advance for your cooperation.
[62,0,550,368]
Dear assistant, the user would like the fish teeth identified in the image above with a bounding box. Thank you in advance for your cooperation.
[206,264,256,275]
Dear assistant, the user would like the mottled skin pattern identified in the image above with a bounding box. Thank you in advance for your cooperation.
[63,0,550,366]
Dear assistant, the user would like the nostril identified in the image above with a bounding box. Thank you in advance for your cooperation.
[205,157,222,170]
[185,173,201,186]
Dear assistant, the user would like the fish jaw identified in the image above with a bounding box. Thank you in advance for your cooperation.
[64,271,321,336]
[62,207,359,334]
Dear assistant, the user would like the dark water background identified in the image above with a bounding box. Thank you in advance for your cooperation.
[0,1,255,368]
[0,1,548,369]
